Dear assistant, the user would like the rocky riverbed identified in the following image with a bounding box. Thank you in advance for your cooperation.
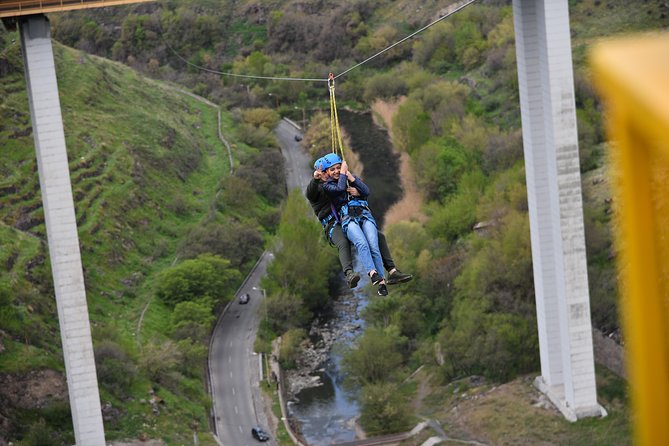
[282,281,364,400]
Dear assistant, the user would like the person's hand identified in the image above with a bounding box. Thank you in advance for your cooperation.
[313,169,321,180]
[341,160,348,174]
[347,186,361,197]
[346,171,355,182]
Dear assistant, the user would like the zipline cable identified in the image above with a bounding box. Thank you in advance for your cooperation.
[165,0,478,83]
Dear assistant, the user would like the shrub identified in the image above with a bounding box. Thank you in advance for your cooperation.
[363,72,408,102]
[359,382,412,435]
[342,326,407,385]
[176,339,208,377]
[237,123,275,147]
[155,254,240,307]
[139,339,182,382]
[171,298,216,343]
[266,190,334,313]
[23,419,58,446]
[94,340,137,399]
[279,328,306,369]
[266,292,310,333]
[241,107,280,129]
[413,137,477,201]
[426,169,486,241]
[236,150,287,205]
[178,219,263,269]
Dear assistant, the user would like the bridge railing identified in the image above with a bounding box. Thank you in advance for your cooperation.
[0,0,154,18]
[591,33,669,446]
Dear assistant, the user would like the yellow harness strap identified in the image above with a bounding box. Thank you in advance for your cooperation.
[328,73,347,163]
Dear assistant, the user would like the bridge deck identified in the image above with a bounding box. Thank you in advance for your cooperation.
[0,0,154,18]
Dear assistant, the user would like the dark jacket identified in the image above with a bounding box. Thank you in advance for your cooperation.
[321,174,370,211]
[305,178,333,221]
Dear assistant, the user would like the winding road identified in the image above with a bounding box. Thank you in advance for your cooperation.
[209,252,275,446]
[275,119,312,194]
[208,119,309,446]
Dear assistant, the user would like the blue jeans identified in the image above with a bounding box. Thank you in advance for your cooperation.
[345,219,384,278]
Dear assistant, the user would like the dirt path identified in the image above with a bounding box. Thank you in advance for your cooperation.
[371,99,427,227]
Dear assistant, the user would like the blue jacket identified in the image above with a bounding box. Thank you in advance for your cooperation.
[321,174,370,211]
[322,174,376,234]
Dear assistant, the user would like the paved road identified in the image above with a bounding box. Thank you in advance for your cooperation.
[209,252,275,446]
[209,119,310,446]
[275,119,312,194]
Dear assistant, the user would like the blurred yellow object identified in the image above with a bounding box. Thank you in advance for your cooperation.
[591,34,669,446]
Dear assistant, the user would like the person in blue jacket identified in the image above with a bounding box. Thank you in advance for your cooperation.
[318,153,388,296]
[306,157,412,292]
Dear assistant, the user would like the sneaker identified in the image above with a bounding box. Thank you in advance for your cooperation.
[369,271,383,285]
[377,284,388,296]
[386,269,413,286]
[345,270,361,289]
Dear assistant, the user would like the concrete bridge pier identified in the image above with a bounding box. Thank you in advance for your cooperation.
[20,14,106,444]
[513,0,607,421]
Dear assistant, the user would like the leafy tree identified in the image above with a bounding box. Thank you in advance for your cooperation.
[176,339,208,377]
[480,312,538,380]
[265,291,311,334]
[359,382,412,436]
[384,221,430,280]
[391,98,425,153]
[453,21,485,70]
[412,21,456,72]
[455,211,534,313]
[266,11,322,55]
[354,24,408,69]
[236,150,287,205]
[178,219,263,269]
[343,326,406,385]
[172,298,216,343]
[413,137,478,201]
[412,81,470,136]
[363,72,408,102]
[413,252,464,335]
[438,294,538,382]
[426,169,486,241]
[236,123,276,147]
[279,328,306,369]
[155,254,240,307]
[435,207,537,381]
[265,190,335,314]
[140,339,183,382]
[361,296,402,328]
[94,340,137,399]
[222,176,255,211]
[241,107,280,129]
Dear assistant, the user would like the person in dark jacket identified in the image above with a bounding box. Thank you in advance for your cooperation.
[306,154,412,295]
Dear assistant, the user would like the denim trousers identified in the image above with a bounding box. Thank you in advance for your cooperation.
[345,219,384,278]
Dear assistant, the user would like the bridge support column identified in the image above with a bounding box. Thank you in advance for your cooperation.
[513,0,606,420]
[20,14,106,444]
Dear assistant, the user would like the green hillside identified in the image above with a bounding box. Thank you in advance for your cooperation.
[2,0,669,444]
[0,32,283,444]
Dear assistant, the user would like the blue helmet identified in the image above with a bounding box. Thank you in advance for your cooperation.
[313,156,325,171]
[317,153,342,171]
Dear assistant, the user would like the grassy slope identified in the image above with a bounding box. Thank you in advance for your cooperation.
[399,366,630,446]
[0,36,250,444]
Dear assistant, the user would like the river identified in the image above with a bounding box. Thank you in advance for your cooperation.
[287,109,401,445]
